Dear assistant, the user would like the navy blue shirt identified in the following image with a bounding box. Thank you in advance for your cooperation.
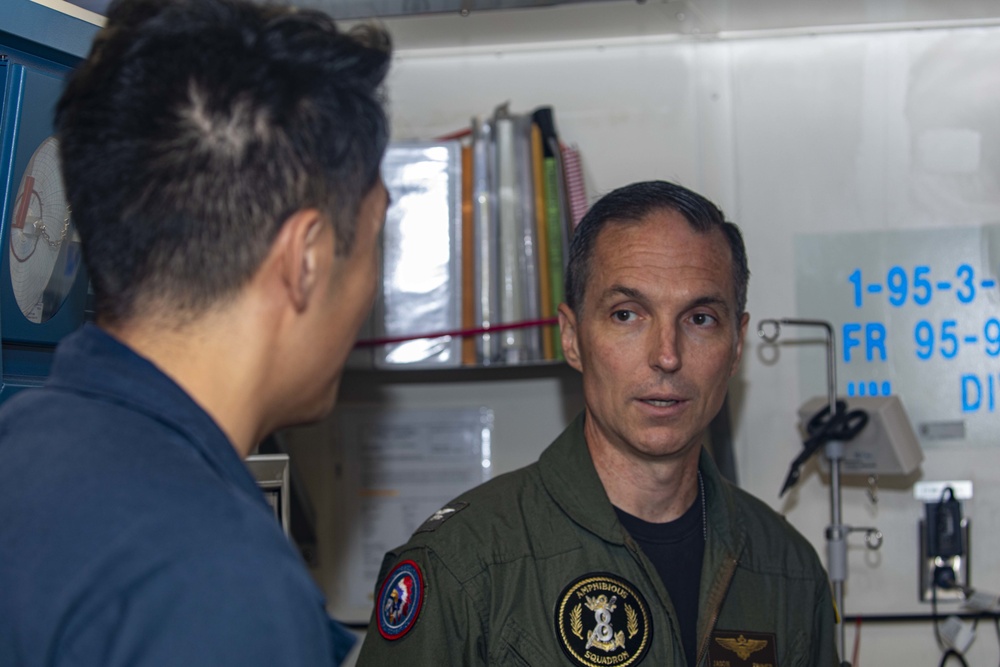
[0,324,354,666]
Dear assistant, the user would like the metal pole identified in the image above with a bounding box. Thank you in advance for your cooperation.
[826,440,847,664]
[758,317,849,664]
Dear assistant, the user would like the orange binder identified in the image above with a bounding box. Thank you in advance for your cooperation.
[461,142,476,365]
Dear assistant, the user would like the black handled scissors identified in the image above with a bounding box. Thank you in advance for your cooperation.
[779,400,869,497]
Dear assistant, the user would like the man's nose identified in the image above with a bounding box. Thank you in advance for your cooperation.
[649,321,682,373]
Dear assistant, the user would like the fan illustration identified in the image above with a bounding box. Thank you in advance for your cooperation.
[8,136,82,324]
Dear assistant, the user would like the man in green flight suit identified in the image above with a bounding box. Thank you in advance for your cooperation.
[357,180,838,667]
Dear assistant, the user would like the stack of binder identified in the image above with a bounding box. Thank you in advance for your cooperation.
[357,104,585,368]
[377,142,464,368]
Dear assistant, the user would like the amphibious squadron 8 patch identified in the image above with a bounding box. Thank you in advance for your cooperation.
[554,572,652,667]
[708,630,778,667]
[376,560,424,641]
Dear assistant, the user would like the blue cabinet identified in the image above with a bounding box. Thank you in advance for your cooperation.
[0,1,98,403]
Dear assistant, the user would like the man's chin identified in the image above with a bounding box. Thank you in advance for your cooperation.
[628,431,702,461]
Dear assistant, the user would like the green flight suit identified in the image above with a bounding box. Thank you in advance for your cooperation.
[357,413,838,667]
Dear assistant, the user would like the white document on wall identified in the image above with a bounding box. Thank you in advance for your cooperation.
[326,406,493,622]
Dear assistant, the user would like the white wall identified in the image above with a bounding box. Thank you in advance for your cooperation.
[288,24,1000,666]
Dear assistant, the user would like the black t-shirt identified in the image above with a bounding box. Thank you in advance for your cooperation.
[615,486,705,667]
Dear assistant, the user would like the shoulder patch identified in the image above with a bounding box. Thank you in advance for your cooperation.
[709,630,778,666]
[554,572,652,667]
[414,501,469,534]
[376,560,425,641]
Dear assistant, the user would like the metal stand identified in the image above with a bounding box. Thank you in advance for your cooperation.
[825,439,848,661]
[758,318,884,666]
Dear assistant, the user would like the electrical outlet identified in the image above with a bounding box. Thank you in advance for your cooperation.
[918,518,970,602]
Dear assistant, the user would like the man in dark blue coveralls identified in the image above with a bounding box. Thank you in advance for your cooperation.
[0,1,391,665]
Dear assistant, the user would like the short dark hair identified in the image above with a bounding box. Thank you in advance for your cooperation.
[564,180,750,318]
[55,0,392,324]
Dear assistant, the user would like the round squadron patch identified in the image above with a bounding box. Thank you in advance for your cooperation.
[376,560,424,641]
[554,572,652,667]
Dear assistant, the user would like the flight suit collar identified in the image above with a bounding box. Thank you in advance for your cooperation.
[537,411,746,555]
[538,412,626,544]
[699,445,746,563]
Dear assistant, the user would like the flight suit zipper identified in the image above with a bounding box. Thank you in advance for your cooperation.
[694,555,739,667]
[623,535,689,664]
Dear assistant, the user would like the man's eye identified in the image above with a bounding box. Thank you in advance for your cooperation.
[612,310,635,322]
[691,313,717,326]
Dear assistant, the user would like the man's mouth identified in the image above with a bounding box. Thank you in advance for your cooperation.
[641,398,680,407]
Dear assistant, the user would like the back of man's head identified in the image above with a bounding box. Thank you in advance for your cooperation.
[56,0,392,325]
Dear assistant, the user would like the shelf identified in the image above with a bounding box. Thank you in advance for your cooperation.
[344,359,577,383]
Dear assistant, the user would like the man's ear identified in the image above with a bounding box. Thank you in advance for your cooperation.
[558,302,583,373]
[276,208,328,313]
